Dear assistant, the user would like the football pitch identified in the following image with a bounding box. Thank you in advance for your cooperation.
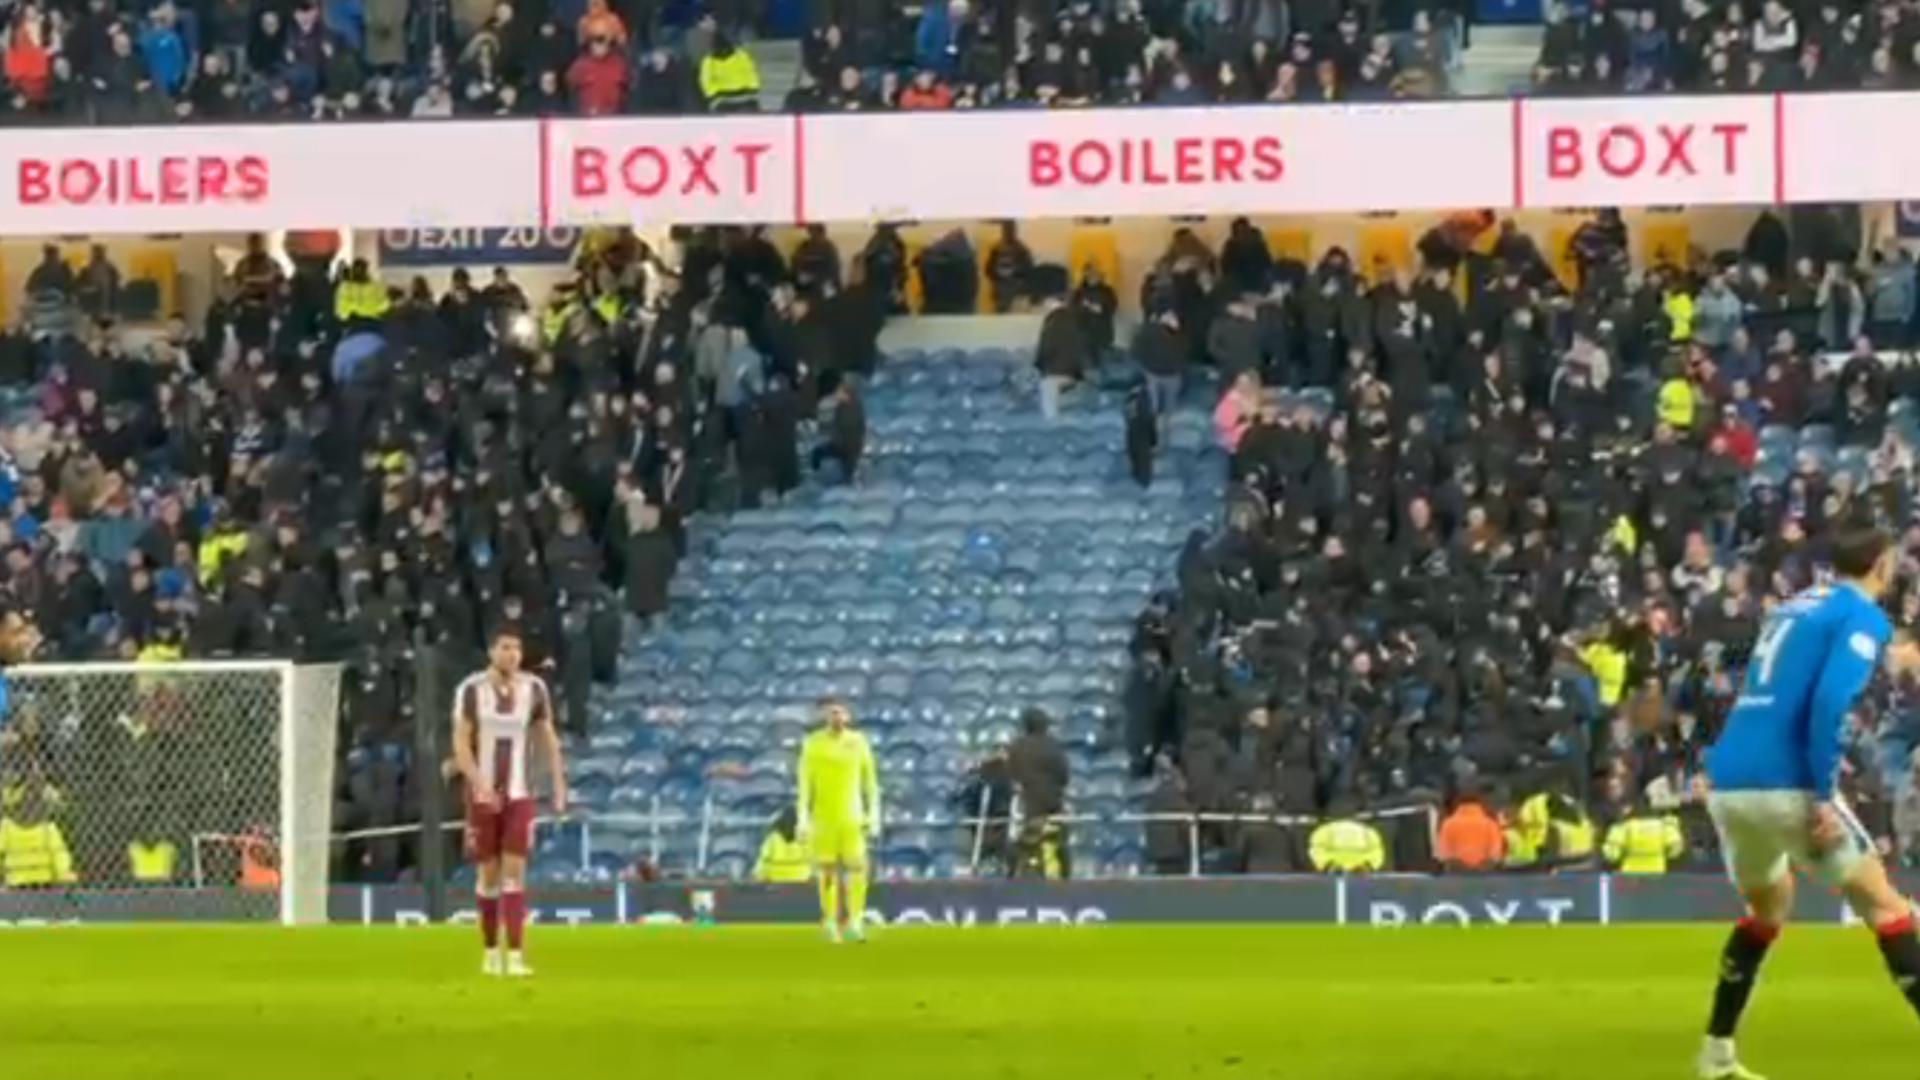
[4,924,1918,1079]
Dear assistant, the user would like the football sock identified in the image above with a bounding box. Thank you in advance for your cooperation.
[477,886,500,950]
[1707,916,1778,1038]
[818,870,839,925]
[846,865,869,926]
[502,890,526,951]
[1874,913,1920,1017]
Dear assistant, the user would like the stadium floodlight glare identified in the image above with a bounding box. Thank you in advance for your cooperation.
[4,661,342,925]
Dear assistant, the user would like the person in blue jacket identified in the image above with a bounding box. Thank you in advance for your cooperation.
[138,4,191,95]
[914,0,966,79]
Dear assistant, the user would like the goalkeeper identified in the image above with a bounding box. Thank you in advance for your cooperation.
[796,698,880,943]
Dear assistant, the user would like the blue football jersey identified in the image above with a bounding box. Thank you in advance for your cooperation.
[1708,582,1892,799]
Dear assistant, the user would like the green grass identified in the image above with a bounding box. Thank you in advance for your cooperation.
[1,925,1917,1078]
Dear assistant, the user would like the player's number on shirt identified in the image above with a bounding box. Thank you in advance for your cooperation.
[1750,616,1794,688]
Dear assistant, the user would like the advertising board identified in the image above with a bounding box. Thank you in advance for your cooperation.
[0,875,1900,927]
[0,92,1904,233]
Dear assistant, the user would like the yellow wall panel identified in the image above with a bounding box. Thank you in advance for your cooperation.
[1546,227,1580,289]
[1069,226,1122,296]
[1640,219,1691,273]
[129,246,179,317]
[1266,227,1313,266]
[1359,225,1411,282]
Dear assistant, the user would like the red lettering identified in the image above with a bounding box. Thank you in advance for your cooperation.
[573,141,775,201]
[1597,125,1647,178]
[1173,138,1203,184]
[1544,120,1752,182]
[735,142,769,194]
[1069,141,1110,185]
[14,155,266,206]
[1545,127,1580,179]
[1251,136,1284,182]
[127,157,152,202]
[1023,136,1284,189]
[233,156,269,200]
[620,146,671,196]
[159,157,186,203]
[1213,138,1245,182]
[1710,122,1749,174]
[572,148,608,197]
[18,160,47,204]
[198,157,229,201]
[1655,124,1695,175]
[679,144,718,195]
[1030,141,1061,187]
[1141,139,1168,185]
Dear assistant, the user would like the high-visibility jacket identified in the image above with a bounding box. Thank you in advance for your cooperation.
[196,527,248,586]
[1555,815,1597,861]
[1658,377,1696,429]
[592,292,621,326]
[129,839,178,883]
[1308,819,1386,873]
[698,49,760,103]
[542,303,576,344]
[334,280,390,321]
[1517,793,1597,864]
[1664,290,1694,341]
[137,642,182,665]
[0,818,75,886]
[1580,642,1628,707]
[1604,814,1684,874]
[1606,514,1637,556]
[754,833,810,883]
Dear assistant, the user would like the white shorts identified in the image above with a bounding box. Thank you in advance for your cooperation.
[1708,789,1874,891]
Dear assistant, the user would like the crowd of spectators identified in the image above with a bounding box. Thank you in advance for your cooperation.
[0,224,889,881]
[1533,0,1920,94]
[18,0,1920,126]
[1120,206,1920,876]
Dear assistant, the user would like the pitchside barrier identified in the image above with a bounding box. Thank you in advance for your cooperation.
[0,873,1912,927]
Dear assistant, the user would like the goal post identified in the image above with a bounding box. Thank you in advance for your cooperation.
[2,660,343,925]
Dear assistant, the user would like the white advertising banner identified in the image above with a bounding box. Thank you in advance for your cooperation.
[542,114,800,226]
[0,92,1899,233]
[1515,94,1780,209]
[800,102,1513,221]
[0,120,538,234]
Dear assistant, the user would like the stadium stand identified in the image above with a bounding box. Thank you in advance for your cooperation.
[0,0,1907,125]
[6,202,1920,887]
[578,343,1223,881]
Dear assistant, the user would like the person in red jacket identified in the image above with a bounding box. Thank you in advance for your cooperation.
[897,68,953,109]
[567,35,628,116]
[1712,402,1758,468]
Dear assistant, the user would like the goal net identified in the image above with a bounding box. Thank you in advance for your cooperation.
[0,661,342,925]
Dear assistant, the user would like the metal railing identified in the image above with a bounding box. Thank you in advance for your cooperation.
[329,799,1440,880]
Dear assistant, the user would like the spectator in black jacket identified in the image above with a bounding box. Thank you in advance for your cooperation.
[986,222,1035,314]
[1135,307,1186,427]
[811,375,865,483]
[1009,707,1071,876]
[1035,292,1090,420]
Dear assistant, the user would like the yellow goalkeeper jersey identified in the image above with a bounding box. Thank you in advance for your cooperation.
[796,729,880,829]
